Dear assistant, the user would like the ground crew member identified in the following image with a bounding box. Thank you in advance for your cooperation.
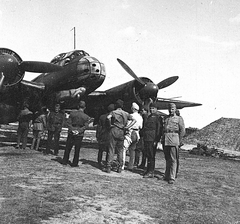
[45,103,65,155]
[106,99,136,173]
[142,102,163,178]
[16,103,33,149]
[162,103,185,184]
[136,106,149,169]
[96,104,115,169]
[126,102,143,170]
[31,107,47,151]
[62,101,90,167]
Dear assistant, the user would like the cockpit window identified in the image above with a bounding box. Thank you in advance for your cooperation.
[50,50,90,65]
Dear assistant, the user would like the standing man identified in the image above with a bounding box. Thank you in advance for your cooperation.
[126,102,143,171]
[16,103,33,149]
[45,103,65,155]
[96,104,115,169]
[62,101,90,167]
[136,106,148,169]
[162,103,185,184]
[106,99,136,173]
[31,107,47,151]
[142,102,163,178]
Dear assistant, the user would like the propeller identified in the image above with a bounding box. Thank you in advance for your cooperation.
[0,48,63,91]
[117,58,145,85]
[117,58,179,105]
[157,76,178,90]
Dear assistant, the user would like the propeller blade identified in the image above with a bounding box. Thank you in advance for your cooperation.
[0,72,5,91]
[19,61,63,73]
[117,58,145,85]
[157,76,179,89]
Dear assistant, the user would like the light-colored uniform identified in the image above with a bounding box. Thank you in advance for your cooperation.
[122,111,143,169]
[163,114,185,181]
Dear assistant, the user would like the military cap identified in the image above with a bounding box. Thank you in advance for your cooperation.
[115,99,124,109]
[79,101,86,109]
[149,102,158,108]
[132,102,139,111]
[107,104,115,112]
[168,103,176,109]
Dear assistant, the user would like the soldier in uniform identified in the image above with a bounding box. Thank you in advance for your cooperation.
[45,103,65,155]
[142,102,163,178]
[106,99,136,173]
[62,101,90,167]
[136,106,149,169]
[31,107,47,151]
[162,103,185,184]
[96,104,115,169]
[16,103,33,149]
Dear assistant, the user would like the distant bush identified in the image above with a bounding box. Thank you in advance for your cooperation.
[185,127,199,136]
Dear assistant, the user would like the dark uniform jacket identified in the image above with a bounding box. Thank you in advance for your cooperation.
[67,110,90,136]
[47,111,65,132]
[17,108,33,129]
[96,113,110,145]
[108,108,133,140]
[143,112,163,142]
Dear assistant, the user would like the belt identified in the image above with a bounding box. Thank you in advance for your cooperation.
[132,128,139,131]
[165,131,178,133]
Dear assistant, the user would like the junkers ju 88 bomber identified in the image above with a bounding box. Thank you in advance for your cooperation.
[0,48,201,124]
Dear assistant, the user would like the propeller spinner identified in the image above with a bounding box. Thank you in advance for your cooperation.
[117,58,179,105]
[0,48,62,91]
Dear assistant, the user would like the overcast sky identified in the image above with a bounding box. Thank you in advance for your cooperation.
[1,0,240,128]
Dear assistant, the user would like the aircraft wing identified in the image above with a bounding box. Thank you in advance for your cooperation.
[156,97,202,110]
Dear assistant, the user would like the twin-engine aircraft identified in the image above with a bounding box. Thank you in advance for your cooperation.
[0,48,201,124]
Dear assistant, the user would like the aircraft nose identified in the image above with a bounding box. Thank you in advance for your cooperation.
[77,56,106,80]
[139,82,159,101]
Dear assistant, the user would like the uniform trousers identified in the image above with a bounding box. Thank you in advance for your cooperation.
[46,130,61,154]
[136,138,146,167]
[107,127,124,168]
[144,141,157,173]
[17,122,30,149]
[98,143,109,164]
[163,145,179,181]
[127,131,138,170]
[63,134,83,166]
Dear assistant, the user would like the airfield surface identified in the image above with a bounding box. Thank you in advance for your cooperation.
[0,125,240,223]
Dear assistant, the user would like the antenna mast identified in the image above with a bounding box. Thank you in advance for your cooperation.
[71,27,76,49]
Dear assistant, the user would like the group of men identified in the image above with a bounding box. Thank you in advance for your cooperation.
[15,98,185,184]
[96,99,185,184]
[16,101,91,167]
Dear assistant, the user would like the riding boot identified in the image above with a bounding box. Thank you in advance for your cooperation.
[143,160,151,176]
[36,139,41,151]
[134,150,140,167]
[97,149,103,165]
[106,165,111,173]
[31,139,36,150]
[138,155,146,169]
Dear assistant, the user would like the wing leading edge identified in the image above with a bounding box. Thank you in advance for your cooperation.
[156,97,202,110]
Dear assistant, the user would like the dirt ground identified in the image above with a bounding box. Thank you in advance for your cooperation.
[0,125,240,224]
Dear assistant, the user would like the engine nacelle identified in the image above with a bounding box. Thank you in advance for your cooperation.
[0,48,24,89]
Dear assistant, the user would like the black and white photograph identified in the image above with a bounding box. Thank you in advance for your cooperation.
[0,0,240,223]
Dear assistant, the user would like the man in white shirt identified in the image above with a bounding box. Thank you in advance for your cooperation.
[126,102,143,170]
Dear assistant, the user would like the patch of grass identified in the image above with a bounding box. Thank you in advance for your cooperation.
[0,130,240,223]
